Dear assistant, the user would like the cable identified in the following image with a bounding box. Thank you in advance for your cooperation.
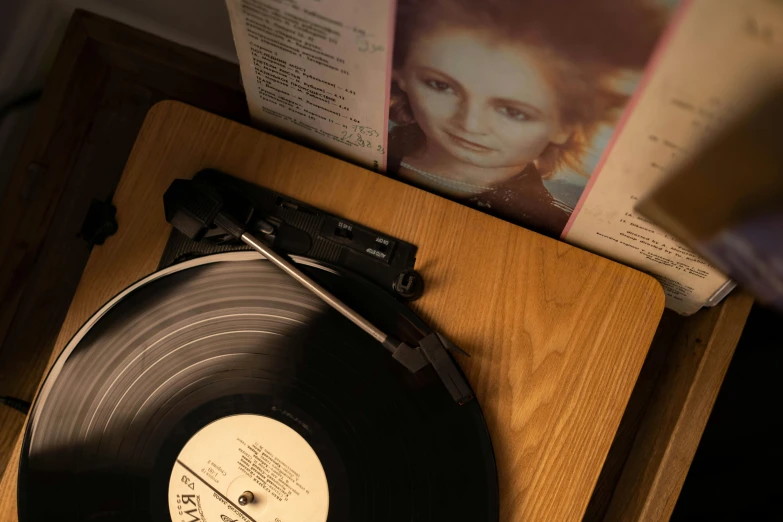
[0,89,42,126]
[0,395,31,414]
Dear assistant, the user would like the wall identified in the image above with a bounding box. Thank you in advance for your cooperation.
[0,0,239,197]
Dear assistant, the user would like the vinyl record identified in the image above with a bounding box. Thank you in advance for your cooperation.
[18,252,498,521]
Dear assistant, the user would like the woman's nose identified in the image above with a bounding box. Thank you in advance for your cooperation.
[453,99,489,135]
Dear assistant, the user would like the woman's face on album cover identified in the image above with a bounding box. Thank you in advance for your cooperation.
[395,27,571,173]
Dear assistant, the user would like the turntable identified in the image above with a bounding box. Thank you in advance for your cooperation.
[0,101,664,521]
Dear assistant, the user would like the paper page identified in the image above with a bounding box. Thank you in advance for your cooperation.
[225,0,393,171]
[563,0,783,314]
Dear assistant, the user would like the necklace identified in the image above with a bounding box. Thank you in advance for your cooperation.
[400,161,492,194]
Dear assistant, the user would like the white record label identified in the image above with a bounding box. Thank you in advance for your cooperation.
[168,414,329,522]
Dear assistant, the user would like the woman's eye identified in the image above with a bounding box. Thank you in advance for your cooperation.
[423,79,455,93]
[498,106,529,121]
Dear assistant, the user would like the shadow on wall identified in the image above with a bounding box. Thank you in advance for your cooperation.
[0,0,238,199]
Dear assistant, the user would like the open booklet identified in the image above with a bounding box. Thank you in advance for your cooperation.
[224,0,783,315]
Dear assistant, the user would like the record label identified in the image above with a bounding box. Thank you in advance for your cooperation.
[168,414,329,522]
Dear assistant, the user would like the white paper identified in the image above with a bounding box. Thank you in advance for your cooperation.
[225,0,393,171]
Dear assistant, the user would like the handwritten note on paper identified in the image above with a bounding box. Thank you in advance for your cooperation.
[564,0,783,314]
[225,0,393,171]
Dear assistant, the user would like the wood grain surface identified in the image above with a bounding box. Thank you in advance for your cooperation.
[583,292,753,521]
[0,101,665,521]
[603,290,754,522]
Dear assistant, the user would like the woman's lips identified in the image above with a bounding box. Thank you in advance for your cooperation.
[445,131,495,152]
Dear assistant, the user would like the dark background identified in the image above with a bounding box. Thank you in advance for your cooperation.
[671,303,783,521]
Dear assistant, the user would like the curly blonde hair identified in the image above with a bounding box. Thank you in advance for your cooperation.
[390,0,667,179]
